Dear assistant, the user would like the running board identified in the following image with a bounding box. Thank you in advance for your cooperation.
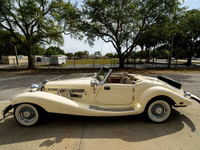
[89,105,134,112]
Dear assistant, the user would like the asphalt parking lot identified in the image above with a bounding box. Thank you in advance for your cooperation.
[0,72,200,150]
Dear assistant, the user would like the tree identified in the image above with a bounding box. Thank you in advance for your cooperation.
[33,45,45,55]
[174,9,200,65]
[0,30,25,55]
[80,0,181,68]
[66,52,74,59]
[45,46,65,57]
[75,51,84,58]
[83,50,89,56]
[94,51,101,56]
[0,0,79,68]
[105,53,114,58]
[0,30,17,55]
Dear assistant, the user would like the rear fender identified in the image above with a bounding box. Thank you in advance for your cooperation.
[138,86,192,112]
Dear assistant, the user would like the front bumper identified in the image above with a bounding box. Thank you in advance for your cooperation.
[2,105,14,119]
[191,94,200,104]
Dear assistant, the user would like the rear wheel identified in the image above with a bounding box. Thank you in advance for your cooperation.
[147,100,171,123]
[14,104,40,126]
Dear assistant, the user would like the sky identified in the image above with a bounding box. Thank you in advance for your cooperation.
[60,0,200,55]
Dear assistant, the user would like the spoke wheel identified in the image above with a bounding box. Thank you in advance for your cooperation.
[14,104,39,126]
[147,100,171,123]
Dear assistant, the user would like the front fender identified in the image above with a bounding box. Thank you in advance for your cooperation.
[138,86,192,111]
[11,91,83,115]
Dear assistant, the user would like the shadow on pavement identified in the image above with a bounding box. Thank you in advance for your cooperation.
[0,109,195,147]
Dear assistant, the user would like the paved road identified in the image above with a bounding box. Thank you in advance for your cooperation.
[0,72,200,150]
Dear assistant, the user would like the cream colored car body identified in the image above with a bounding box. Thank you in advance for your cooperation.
[9,68,193,118]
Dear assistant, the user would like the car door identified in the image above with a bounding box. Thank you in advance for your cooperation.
[95,84,134,105]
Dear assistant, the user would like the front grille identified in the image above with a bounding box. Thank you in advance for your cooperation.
[48,88,58,91]
[70,94,82,98]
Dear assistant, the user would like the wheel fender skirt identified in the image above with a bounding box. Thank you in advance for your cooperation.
[191,94,200,104]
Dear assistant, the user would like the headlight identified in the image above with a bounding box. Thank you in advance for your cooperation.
[184,92,191,97]
[30,84,39,89]
[30,84,39,92]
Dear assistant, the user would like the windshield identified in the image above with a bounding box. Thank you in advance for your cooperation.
[96,67,110,82]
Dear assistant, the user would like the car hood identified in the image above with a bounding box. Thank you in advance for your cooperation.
[45,77,92,89]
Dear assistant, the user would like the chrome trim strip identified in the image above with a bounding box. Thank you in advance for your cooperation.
[89,105,134,112]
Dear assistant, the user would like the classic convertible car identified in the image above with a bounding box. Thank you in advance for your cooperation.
[2,67,200,126]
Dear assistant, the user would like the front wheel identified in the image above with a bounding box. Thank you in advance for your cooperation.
[14,104,40,126]
[147,100,171,123]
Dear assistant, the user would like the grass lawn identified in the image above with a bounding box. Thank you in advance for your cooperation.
[62,59,119,66]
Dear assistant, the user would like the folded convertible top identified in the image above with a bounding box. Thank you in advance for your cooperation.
[157,76,182,89]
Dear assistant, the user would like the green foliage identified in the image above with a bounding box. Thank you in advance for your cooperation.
[131,51,146,59]
[174,9,200,65]
[66,52,74,59]
[105,53,113,58]
[105,53,118,58]
[83,50,89,55]
[33,45,45,55]
[80,0,181,68]
[75,51,84,58]
[94,51,101,56]
[0,30,15,55]
[45,46,65,57]
[0,0,79,68]
[0,30,25,55]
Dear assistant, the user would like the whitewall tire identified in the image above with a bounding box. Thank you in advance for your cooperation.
[147,100,171,123]
[14,104,39,126]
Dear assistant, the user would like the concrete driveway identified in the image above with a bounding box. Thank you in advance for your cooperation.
[0,72,200,150]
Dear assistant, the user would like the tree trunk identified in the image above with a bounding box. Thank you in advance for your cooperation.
[145,46,150,63]
[119,57,124,68]
[186,55,192,66]
[27,45,35,69]
[153,45,155,63]
[186,43,194,66]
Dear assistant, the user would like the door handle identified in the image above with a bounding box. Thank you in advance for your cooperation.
[104,86,110,90]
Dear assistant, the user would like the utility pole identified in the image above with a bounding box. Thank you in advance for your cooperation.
[14,45,18,66]
[168,33,174,68]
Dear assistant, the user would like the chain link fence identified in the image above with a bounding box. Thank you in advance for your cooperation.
[0,57,197,69]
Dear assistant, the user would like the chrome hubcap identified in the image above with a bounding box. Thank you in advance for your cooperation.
[155,107,163,115]
[20,107,36,121]
[152,104,165,117]
[23,111,31,118]
[148,100,171,122]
